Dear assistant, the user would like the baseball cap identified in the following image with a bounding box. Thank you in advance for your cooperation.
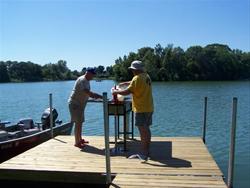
[86,67,96,74]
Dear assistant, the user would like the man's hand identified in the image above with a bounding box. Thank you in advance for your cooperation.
[111,89,120,95]
[93,93,103,99]
[112,89,130,96]
[86,89,102,99]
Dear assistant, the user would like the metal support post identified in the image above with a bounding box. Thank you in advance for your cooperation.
[103,92,111,184]
[227,97,238,188]
[49,93,53,138]
[202,97,207,143]
[114,106,118,152]
[131,111,134,139]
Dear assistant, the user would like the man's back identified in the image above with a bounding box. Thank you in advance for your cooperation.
[68,75,90,107]
[128,72,154,113]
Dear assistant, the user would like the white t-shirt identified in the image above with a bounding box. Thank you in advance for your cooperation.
[68,75,90,108]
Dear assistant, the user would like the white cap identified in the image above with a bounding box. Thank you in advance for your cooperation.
[128,60,144,71]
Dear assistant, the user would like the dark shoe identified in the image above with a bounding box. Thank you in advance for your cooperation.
[80,139,89,144]
[74,142,86,148]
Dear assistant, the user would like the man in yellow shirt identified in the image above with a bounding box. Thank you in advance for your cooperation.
[112,60,154,160]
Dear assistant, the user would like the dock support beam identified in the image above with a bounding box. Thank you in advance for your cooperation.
[103,92,111,184]
[202,97,207,143]
[227,97,237,188]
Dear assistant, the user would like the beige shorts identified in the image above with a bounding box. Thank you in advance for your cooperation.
[68,102,85,124]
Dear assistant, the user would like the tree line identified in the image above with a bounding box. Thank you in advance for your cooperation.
[0,60,112,82]
[0,43,249,83]
[113,43,250,81]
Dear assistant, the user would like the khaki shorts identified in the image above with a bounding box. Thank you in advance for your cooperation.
[68,102,85,124]
[135,112,153,127]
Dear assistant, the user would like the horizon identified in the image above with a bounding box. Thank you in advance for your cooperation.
[1,0,249,71]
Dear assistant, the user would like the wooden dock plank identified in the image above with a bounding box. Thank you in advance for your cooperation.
[111,174,226,188]
[0,136,227,187]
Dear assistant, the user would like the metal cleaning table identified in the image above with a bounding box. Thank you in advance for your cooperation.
[108,100,134,151]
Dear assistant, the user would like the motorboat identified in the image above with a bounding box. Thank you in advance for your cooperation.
[0,108,73,163]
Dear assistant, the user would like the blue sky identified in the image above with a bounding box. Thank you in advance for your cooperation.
[0,0,249,71]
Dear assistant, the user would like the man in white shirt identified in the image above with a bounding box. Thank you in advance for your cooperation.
[68,68,102,148]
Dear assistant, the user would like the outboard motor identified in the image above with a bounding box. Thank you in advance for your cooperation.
[41,108,58,130]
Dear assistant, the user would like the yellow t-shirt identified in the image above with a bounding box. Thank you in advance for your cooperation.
[127,73,154,113]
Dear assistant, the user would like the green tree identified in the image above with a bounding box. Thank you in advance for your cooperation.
[42,63,58,80]
[171,47,187,80]
[0,62,10,82]
[237,51,250,79]
[162,44,174,80]
[143,49,159,81]
[71,70,81,79]
[185,46,203,80]
[42,60,71,80]
[106,66,114,77]
[57,60,68,73]
[200,44,236,80]
[96,65,105,75]
[113,53,137,81]
[8,61,43,82]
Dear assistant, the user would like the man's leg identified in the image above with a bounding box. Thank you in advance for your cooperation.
[69,103,84,146]
[74,121,82,145]
[138,126,151,157]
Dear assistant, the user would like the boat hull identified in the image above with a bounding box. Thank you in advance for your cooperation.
[0,122,73,163]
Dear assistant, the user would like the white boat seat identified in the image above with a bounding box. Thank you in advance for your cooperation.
[18,118,35,129]
[0,130,8,141]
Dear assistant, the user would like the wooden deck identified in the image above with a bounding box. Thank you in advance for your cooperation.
[0,136,227,187]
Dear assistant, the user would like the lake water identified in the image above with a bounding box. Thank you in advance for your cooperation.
[0,80,249,187]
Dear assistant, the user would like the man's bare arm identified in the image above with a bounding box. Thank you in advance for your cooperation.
[84,89,103,99]
[118,81,131,87]
[112,88,131,96]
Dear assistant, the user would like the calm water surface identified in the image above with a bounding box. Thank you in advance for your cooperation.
[0,80,249,188]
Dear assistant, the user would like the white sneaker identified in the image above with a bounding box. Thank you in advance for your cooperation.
[128,154,148,161]
[138,154,148,161]
[128,154,140,159]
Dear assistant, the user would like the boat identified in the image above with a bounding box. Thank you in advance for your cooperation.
[0,108,73,163]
